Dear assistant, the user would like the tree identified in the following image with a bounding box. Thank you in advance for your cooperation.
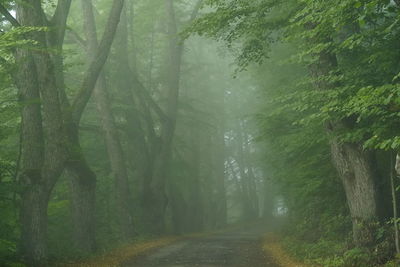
[80,0,135,240]
[0,0,124,263]
[188,0,394,248]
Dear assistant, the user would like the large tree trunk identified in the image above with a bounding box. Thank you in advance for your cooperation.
[17,65,49,264]
[330,141,378,246]
[66,157,97,253]
[15,1,71,264]
[14,0,122,261]
[64,120,97,253]
[19,186,50,266]
[14,42,46,264]
[309,46,379,247]
[63,0,124,252]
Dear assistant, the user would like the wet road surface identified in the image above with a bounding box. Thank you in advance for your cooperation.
[123,226,279,267]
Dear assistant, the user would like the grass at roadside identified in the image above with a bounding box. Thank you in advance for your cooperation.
[264,234,400,267]
[263,233,309,267]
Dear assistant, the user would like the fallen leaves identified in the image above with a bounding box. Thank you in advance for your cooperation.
[263,233,308,267]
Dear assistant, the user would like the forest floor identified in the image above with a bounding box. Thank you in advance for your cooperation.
[122,224,279,267]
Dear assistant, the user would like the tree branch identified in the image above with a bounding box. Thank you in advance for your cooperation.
[0,3,20,27]
[188,0,203,23]
[66,26,87,48]
[71,0,124,123]
[131,74,169,123]
[50,0,72,45]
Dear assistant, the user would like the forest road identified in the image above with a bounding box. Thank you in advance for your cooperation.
[122,224,279,267]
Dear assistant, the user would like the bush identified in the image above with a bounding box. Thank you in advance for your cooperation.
[342,247,371,267]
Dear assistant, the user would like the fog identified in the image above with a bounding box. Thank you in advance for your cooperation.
[1,0,399,266]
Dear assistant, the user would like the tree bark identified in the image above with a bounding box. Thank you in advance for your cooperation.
[65,121,97,253]
[309,47,379,247]
[81,0,135,239]
[391,152,400,254]
[19,187,49,266]
[63,0,125,251]
[14,1,71,264]
[14,43,45,266]
[72,0,125,124]
[12,0,123,261]
[330,141,378,245]
[66,155,97,253]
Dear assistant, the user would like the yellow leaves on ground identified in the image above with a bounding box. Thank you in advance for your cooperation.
[263,233,308,267]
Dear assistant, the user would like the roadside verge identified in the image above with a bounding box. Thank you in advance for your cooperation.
[263,233,309,267]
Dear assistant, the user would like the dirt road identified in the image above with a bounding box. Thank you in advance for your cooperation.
[123,226,279,267]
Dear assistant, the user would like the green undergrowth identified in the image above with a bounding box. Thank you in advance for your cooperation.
[277,214,399,267]
[282,224,399,267]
